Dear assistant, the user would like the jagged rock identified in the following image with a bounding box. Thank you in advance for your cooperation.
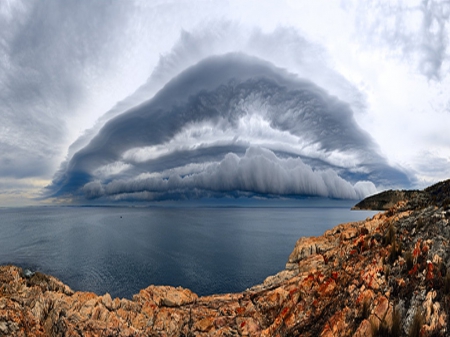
[1,179,450,336]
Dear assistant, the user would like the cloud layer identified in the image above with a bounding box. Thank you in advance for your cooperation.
[0,0,237,203]
[47,53,409,202]
[356,0,450,80]
[2,1,448,205]
[82,147,377,201]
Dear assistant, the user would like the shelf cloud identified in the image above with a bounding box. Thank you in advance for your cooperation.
[3,0,448,206]
[47,53,409,202]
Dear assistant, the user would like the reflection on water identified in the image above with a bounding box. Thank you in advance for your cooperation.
[0,202,377,298]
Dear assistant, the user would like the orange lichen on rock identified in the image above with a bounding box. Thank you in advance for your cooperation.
[1,180,450,336]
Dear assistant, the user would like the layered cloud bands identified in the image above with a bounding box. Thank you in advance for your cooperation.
[48,54,409,202]
[83,147,377,201]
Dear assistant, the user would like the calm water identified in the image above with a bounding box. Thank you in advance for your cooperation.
[0,202,377,298]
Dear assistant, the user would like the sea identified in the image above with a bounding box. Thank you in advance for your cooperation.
[0,200,377,299]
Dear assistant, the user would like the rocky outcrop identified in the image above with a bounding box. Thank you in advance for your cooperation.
[351,189,424,210]
[1,180,450,336]
[352,178,450,210]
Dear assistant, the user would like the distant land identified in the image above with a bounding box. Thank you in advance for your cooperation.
[0,179,449,336]
[352,179,450,210]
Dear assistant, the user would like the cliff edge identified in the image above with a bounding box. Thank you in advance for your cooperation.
[1,180,450,336]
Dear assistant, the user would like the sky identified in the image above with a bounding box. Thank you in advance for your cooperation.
[1,0,449,206]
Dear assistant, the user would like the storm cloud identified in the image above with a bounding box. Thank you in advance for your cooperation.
[47,53,408,202]
[67,23,368,159]
[0,0,232,204]
[83,147,377,201]
[3,1,448,206]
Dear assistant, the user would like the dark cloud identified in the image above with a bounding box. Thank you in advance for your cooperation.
[66,21,373,166]
[47,53,409,202]
[1,0,224,182]
[72,23,368,158]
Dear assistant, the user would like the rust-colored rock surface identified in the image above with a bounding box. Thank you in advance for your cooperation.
[1,180,450,336]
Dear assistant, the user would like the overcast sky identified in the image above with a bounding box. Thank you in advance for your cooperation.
[1,0,449,206]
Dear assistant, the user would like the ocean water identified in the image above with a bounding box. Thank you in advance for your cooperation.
[0,201,377,299]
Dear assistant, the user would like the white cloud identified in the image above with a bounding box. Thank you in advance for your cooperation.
[93,162,132,179]
[411,149,450,187]
[1,0,449,205]
[84,147,377,201]
[355,0,450,80]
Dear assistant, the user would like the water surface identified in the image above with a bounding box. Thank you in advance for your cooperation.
[0,201,377,298]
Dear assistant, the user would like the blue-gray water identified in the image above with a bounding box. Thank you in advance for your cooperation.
[0,201,377,298]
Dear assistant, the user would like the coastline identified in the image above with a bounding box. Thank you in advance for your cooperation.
[1,182,450,336]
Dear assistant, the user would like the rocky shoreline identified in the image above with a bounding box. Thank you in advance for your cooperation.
[1,180,450,336]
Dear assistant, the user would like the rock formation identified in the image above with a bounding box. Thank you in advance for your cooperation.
[352,179,450,210]
[351,189,423,210]
[1,179,450,336]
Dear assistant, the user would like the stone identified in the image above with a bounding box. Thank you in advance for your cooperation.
[353,319,372,337]
[193,316,215,332]
[1,180,450,336]
[0,321,8,334]
[162,288,197,307]
[101,293,113,310]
